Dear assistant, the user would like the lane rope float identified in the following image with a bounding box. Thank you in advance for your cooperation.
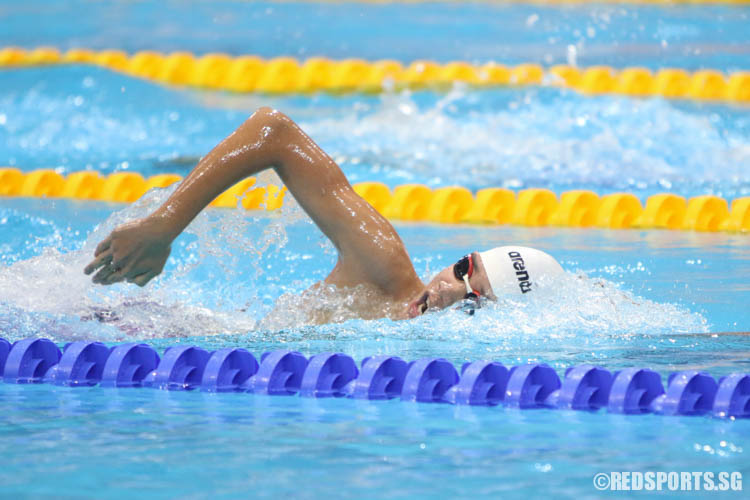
[2,168,749,233]
[1,47,749,103]
[1,337,749,419]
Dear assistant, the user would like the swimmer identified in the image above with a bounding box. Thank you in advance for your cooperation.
[84,107,564,321]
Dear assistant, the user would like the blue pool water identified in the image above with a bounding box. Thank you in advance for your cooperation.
[1,1,750,498]
[2,65,750,200]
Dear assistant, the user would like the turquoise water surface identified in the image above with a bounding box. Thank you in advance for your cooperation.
[2,1,750,498]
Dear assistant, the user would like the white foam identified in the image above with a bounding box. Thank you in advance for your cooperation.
[0,186,709,342]
[298,89,750,195]
[0,184,301,340]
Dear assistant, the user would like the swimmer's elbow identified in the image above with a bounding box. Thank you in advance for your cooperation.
[251,106,294,135]
[231,107,297,168]
[253,106,279,122]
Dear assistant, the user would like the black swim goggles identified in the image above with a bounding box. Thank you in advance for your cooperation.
[453,254,482,315]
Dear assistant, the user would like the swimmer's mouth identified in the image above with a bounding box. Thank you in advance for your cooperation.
[407,292,431,319]
[417,292,429,315]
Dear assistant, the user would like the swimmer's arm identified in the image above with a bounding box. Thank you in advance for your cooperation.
[86,107,419,293]
[85,108,291,285]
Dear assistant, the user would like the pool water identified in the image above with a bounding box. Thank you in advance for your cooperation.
[1,382,747,499]
[1,193,749,498]
[2,1,750,498]
[3,65,750,199]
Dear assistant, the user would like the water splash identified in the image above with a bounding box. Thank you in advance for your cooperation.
[0,66,722,342]
[0,183,301,341]
[0,187,708,344]
[300,88,750,198]
[3,66,749,200]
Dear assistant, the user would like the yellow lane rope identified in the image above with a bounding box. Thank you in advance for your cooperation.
[1,168,748,233]
[1,47,749,103]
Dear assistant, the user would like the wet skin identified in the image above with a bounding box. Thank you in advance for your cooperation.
[84,107,492,321]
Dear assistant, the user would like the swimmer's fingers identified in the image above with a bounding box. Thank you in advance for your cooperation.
[85,235,115,275]
[102,261,137,285]
[85,251,113,275]
[105,256,157,285]
[109,252,132,276]
[92,262,119,284]
[92,260,141,285]
[94,236,112,256]
[128,271,156,287]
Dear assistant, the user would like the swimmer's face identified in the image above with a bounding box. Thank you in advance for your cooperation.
[406,252,494,318]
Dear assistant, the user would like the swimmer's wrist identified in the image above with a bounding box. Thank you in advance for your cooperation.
[145,212,183,243]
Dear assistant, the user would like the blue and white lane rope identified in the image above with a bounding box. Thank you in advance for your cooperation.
[1,337,749,419]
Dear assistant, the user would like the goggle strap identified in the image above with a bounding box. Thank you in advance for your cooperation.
[462,274,480,298]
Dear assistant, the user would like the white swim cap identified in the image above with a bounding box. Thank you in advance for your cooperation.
[478,246,564,297]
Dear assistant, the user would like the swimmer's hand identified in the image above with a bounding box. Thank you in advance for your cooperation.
[84,217,172,286]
